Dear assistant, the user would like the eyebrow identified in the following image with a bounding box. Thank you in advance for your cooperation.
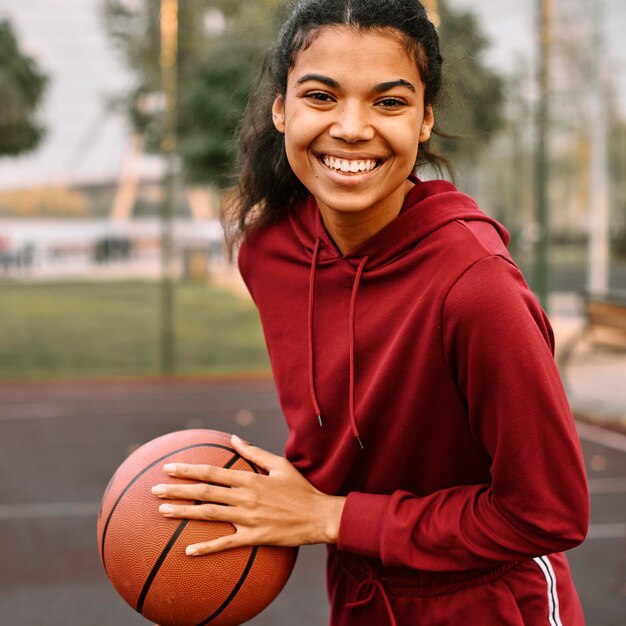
[295,73,416,94]
[374,79,416,94]
[296,73,340,89]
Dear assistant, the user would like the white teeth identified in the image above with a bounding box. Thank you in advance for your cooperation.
[322,156,378,173]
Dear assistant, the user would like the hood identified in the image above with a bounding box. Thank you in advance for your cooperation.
[286,176,510,448]
[288,176,510,270]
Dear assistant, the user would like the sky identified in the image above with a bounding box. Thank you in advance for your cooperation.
[0,0,133,189]
[0,0,624,190]
[451,0,626,75]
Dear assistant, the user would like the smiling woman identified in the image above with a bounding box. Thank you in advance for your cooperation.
[159,2,590,625]
[270,27,433,253]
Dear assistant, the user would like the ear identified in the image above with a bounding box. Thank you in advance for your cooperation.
[419,105,435,142]
[272,95,286,134]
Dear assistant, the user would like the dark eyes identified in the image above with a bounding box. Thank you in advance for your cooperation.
[304,92,407,109]
[376,97,406,109]
[306,92,334,103]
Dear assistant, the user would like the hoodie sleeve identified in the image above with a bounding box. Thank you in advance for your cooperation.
[337,255,589,571]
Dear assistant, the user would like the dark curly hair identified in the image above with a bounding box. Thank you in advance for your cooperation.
[223,0,445,249]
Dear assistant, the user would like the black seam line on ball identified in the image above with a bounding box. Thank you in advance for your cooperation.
[196,452,261,625]
[101,442,238,576]
[196,546,261,626]
[135,450,259,616]
[136,516,193,614]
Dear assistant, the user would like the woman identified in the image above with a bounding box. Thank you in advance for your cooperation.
[152,1,589,623]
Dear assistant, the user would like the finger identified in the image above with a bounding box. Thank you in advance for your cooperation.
[151,482,237,505]
[163,463,251,487]
[231,435,285,474]
[186,532,254,556]
[158,502,245,524]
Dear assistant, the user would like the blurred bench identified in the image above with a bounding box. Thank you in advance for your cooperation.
[558,290,626,391]
[583,291,626,348]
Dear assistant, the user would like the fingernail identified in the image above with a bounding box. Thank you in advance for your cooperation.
[159,504,174,516]
[186,546,198,556]
[232,434,248,446]
[151,485,166,496]
[163,463,177,474]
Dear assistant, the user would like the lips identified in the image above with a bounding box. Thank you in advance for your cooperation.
[319,154,384,175]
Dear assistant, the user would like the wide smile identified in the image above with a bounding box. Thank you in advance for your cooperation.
[318,154,384,177]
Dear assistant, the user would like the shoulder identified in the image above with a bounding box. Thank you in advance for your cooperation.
[434,214,512,265]
[444,255,534,318]
[416,211,517,303]
[442,255,554,349]
[237,207,311,303]
[455,218,511,258]
[238,217,294,276]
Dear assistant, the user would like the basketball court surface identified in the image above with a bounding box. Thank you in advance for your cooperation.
[0,378,624,625]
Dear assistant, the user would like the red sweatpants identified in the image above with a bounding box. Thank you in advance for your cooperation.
[327,549,584,625]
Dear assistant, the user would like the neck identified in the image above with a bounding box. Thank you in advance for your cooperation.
[318,180,413,255]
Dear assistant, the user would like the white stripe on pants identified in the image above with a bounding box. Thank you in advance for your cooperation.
[533,555,563,626]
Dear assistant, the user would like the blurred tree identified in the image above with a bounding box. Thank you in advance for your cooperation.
[102,0,503,184]
[434,0,505,166]
[0,19,48,157]
[176,37,263,187]
[102,0,282,186]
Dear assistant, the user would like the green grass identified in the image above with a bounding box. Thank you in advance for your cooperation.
[0,280,270,380]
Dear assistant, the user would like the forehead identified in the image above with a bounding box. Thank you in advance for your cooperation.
[287,26,422,89]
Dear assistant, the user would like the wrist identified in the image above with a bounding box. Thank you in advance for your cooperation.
[316,495,346,544]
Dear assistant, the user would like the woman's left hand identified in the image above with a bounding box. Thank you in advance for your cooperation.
[151,434,346,556]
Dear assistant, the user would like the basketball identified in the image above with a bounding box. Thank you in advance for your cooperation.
[97,429,298,626]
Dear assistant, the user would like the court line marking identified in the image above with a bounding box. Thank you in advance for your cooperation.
[575,420,626,453]
[0,400,278,422]
[0,501,100,520]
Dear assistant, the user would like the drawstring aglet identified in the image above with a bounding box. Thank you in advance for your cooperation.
[355,435,364,450]
[317,414,324,427]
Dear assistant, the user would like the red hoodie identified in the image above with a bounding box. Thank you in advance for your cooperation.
[238,179,588,576]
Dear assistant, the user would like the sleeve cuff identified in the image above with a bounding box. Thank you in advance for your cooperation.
[337,492,389,558]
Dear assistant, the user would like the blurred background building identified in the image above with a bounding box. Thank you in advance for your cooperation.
[1,0,624,291]
[0,0,624,382]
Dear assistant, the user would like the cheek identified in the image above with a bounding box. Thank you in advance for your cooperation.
[393,134,421,166]
[284,113,315,147]
[283,125,304,161]
[405,124,423,160]
[283,119,319,170]
[377,115,422,157]
[282,129,311,183]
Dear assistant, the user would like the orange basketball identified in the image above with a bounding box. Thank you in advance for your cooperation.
[97,429,297,626]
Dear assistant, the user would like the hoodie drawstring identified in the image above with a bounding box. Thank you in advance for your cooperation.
[308,239,323,427]
[307,237,369,447]
[349,255,369,449]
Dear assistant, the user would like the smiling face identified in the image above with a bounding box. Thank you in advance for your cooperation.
[272,26,434,250]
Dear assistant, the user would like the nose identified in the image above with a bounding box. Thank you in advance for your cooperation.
[329,101,375,143]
